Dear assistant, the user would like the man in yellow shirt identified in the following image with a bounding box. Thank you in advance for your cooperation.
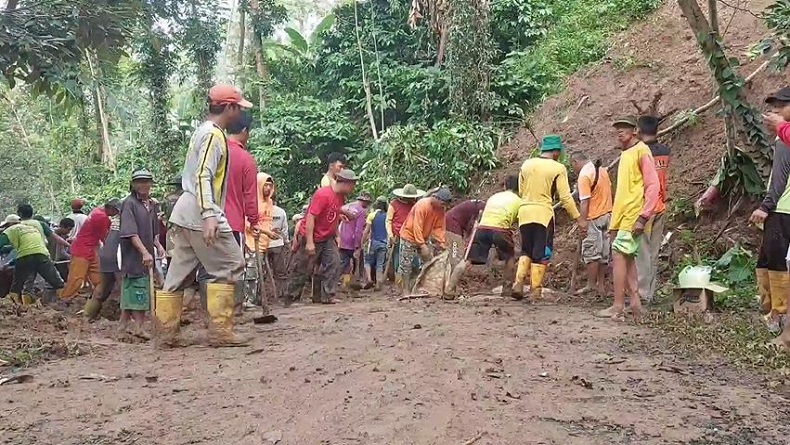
[571,152,613,296]
[514,135,583,301]
[595,116,659,321]
[445,175,522,298]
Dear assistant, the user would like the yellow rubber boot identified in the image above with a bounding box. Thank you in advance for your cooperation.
[206,283,249,347]
[341,274,352,288]
[530,263,547,301]
[8,292,22,305]
[768,271,789,315]
[511,256,531,300]
[21,294,35,306]
[155,291,184,347]
[756,268,771,314]
[83,298,103,320]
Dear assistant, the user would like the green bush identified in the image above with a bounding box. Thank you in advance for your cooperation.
[506,0,663,103]
[356,119,502,198]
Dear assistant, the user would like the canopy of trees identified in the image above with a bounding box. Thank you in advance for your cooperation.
[2,0,744,217]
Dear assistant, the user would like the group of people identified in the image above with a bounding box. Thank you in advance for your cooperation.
[3,83,790,348]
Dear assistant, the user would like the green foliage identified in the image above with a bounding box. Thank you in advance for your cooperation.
[248,95,362,211]
[490,0,554,55]
[761,0,790,69]
[504,0,661,104]
[446,0,495,119]
[701,37,772,197]
[357,120,501,198]
[673,246,757,312]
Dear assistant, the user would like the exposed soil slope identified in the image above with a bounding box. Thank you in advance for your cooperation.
[481,0,786,284]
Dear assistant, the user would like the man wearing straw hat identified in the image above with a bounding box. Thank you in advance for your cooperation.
[513,135,583,301]
[386,184,425,285]
[338,191,372,289]
[398,187,452,294]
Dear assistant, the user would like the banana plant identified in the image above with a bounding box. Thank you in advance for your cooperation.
[263,13,336,61]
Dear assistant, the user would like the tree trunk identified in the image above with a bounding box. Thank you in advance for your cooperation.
[677,0,772,192]
[435,23,448,67]
[354,0,379,140]
[707,0,718,33]
[249,0,267,110]
[86,53,114,166]
[237,6,246,66]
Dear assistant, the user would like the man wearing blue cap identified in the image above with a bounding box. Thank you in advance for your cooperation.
[513,135,583,301]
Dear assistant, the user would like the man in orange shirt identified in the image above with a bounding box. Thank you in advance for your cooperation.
[398,187,451,294]
[635,115,670,303]
[571,152,613,296]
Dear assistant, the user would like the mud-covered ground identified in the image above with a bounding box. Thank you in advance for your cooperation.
[2,293,789,445]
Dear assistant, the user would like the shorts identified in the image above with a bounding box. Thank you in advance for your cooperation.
[759,212,790,271]
[468,228,514,265]
[611,230,640,256]
[582,213,611,264]
[120,276,151,311]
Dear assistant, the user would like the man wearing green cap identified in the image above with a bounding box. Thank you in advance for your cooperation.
[513,135,583,301]
[595,116,659,321]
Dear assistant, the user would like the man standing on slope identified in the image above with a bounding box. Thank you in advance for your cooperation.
[512,135,583,301]
[157,84,252,347]
[635,115,670,303]
[595,116,659,322]
[571,152,613,297]
[750,87,790,333]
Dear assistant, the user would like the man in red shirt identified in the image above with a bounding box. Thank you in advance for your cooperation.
[59,199,122,301]
[223,111,259,239]
[284,169,358,305]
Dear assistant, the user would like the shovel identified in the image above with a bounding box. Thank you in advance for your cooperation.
[253,234,277,324]
[148,265,157,329]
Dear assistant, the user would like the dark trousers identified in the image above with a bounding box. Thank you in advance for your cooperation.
[757,212,790,271]
[97,272,118,302]
[11,254,64,295]
[520,223,549,262]
[266,245,289,298]
[286,237,340,303]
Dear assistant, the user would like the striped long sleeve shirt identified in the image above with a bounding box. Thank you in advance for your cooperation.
[169,121,233,233]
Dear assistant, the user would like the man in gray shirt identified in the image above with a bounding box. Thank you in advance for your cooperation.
[158,84,253,347]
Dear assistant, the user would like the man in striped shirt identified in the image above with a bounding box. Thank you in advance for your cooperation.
[157,84,253,347]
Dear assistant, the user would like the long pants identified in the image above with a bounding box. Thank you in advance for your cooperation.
[266,245,288,298]
[285,237,340,303]
[757,212,790,271]
[164,227,245,291]
[60,256,101,300]
[11,254,64,296]
[636,212,666,301]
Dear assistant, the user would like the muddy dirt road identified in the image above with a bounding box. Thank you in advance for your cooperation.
[2,295,789,445]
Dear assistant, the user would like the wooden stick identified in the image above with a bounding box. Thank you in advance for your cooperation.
[461,432,484,445]
[397,293,431,301]
[656,58,772,137]
[148,265,157,328]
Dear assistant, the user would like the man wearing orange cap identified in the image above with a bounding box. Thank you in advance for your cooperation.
[157,84,253,347]
[66,199,89,241]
